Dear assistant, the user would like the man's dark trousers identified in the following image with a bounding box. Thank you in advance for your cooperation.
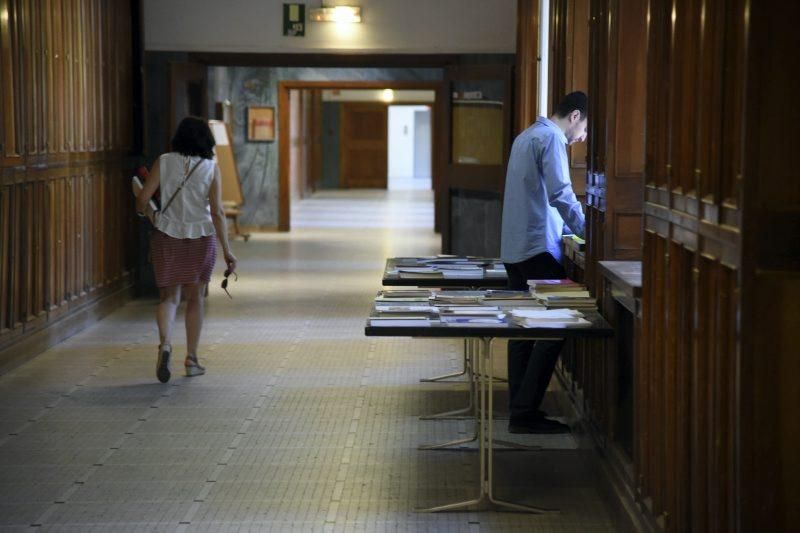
[504,252,566,421]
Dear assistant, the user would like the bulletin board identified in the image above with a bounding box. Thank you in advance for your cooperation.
[209,120,244,206]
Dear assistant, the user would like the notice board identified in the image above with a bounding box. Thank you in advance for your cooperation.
[209,120,244,206]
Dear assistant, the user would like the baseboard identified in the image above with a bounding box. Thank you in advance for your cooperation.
[0,283,132,376]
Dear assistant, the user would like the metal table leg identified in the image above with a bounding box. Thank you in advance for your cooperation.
[484,337,558,513]
[418,337,558,513]
[420,340,475,420]
[420,339,470,383]
[416,337,489,512]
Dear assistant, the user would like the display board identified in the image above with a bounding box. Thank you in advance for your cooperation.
[209,120,244,206]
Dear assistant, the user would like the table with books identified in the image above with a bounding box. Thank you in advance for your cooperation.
[382,256,508,387]
[364,280,613,513]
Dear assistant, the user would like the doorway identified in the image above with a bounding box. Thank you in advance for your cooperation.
[278,81,443,231]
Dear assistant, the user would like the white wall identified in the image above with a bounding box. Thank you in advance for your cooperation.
[321,89,435,103]
[388,105,430,190]
[144,0,516,53]
[413,109,432,180]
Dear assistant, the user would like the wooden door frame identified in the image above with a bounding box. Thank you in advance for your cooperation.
[440,64,514,254]
[277,80,444,231]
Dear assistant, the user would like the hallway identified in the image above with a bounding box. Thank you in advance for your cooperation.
[0,192,620,531]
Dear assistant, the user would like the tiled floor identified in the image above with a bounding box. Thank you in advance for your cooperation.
[0,190,624,531]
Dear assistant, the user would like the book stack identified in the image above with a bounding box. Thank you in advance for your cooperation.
[562,235,586,267]
[420,257,487,279]
[371,291,439,327]
[528,279,597,311]
[438,306,505,327]
[481,290,545,309]
[388,256,501,279]
[430,291,485,305]
[375,289,435,305]
[508,308,591,328]
[485,263,507,278]
[369,315,435,327]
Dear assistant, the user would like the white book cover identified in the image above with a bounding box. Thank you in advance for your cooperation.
[131,176,159,223]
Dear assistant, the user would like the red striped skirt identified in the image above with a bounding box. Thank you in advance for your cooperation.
[150,231,217,287]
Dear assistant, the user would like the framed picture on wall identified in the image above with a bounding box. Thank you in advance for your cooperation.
[246,106,275,142]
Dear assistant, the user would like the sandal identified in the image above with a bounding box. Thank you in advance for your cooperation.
[184,355,206,377]
[156,344,172,383]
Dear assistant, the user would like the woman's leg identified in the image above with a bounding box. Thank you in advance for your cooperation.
[157,285,182,347]
[183,282,206,358]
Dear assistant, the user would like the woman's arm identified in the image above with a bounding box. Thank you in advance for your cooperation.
[136,156,161,214]
[209,163,238,273]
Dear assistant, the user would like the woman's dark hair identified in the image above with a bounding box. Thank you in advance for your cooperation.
[553,91,588,120]
[171,116,216,159]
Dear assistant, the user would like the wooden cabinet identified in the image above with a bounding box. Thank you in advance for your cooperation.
[0,0,139,363]
[525,0,800,530]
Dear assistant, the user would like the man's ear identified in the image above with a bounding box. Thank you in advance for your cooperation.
[570,109,581,123]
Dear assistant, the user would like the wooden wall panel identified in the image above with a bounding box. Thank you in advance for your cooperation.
[549,0,589,196]
[0,0,138,361]
[738,0,800,529]
[585,0,646,295]
[537,0,798,528]
[635,0,800,530]
[515,0,540,134]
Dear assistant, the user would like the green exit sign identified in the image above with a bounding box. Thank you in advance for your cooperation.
[283,4,305,36]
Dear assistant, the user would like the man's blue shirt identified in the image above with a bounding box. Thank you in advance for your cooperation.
[500,116,585,264]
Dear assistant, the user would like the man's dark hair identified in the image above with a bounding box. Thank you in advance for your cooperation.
[171,116,216,159]
[553,91,588,119]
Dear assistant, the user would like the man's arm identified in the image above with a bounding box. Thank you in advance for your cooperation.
[540,136,585,238]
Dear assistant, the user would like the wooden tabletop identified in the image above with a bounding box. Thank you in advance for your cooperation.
[598,261,642,299]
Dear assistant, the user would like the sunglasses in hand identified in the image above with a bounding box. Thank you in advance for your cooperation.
[221,268,238,298]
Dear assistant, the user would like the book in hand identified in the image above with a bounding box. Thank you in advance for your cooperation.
[131,175,159,225]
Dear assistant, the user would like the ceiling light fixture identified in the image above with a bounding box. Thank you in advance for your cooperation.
[309,5,362,23]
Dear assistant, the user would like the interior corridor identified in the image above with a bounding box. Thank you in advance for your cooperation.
[0,192,622,531]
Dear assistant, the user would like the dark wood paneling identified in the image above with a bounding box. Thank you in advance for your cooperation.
[738,0,800,530]
[0,0,137,363]
[515,0,540,134]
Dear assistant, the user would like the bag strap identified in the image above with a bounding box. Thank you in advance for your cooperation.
[160,159,203,216]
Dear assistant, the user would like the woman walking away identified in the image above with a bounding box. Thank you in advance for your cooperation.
[136,116,237,383]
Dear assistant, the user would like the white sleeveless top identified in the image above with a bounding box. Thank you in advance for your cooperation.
[155,152,216,239]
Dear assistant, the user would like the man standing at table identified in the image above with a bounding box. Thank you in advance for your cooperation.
[500,92,588,433]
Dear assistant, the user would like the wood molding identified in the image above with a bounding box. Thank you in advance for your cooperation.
[0,281,131,376]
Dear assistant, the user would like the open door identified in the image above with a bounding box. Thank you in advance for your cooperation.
[339,103,388,188]
[439,65,514,256]
[169,61,208,141]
